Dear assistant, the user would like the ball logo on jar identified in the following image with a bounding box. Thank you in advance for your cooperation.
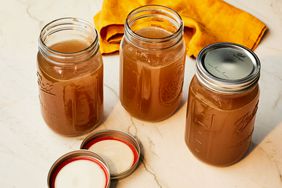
[160,62,184,105]
[235,102,258,133]
[37,72,55,96]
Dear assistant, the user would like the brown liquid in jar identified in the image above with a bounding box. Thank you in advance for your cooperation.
[185,76,259,166]
[37,40,103,136]
[120,27,185,121]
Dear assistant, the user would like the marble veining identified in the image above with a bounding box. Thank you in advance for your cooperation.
[127,116,138,136]
[142,161,164,188]
[258,146,282,181]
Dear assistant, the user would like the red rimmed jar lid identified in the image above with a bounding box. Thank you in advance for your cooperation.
[48,150,110,188]
[80,130,141,179]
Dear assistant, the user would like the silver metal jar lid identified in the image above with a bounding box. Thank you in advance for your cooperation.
[81,130,141,179]
[47,150,111,188]
[196,42,261,93]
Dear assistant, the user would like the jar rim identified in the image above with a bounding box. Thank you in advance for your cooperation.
[125,5,184,47]
[38,17,99,65]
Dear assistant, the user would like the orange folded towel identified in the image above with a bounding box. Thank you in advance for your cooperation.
[94,0,267,57]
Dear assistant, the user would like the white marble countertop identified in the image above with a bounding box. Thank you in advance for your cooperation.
[0,0,282,187]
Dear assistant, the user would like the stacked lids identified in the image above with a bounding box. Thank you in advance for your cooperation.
[48,130,141,188]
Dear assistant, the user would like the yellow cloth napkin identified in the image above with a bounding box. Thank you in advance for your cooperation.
[94,0,267,57]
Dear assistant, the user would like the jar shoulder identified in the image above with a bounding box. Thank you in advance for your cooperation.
[120,38,186,66]
[37,52,103,80]
[189,76,259,110]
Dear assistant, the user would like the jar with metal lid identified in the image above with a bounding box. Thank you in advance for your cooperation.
[37,18,103,136]
[120,5,186,121]
[185,43,260,166]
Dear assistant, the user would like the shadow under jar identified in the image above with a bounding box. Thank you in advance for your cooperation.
[120,5,186,122]
[37,18,103,136]
[185,43,261,166]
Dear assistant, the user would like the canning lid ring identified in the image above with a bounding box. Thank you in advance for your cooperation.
[47,150,111,188]
[81,130,142,179]
[196,42,261,93]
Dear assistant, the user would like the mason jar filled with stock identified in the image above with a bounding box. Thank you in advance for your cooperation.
[120,5,186,121]
[185,43,260,166]
[37,18,103,136]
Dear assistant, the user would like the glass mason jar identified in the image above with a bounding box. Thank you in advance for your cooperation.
[120,5,186,122]
[185,43,260,166]
[37,18,103,136]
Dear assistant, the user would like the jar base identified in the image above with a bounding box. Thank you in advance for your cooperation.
[120,101,182,122]
[43,117,103,137]
[184,136,251,167]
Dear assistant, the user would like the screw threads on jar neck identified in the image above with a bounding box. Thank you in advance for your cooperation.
[124,5,184,50]
[38,17,99,65]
